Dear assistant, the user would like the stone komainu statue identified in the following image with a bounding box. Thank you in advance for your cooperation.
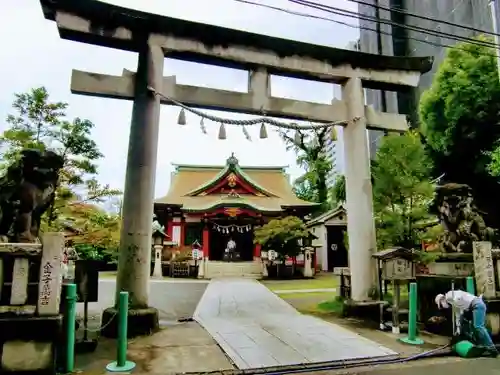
[0,149,64,243]
[431,183,494,253]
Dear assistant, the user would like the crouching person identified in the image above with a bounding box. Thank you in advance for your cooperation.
[435,290,498,357]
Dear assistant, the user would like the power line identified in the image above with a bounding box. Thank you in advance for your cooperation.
[232,0,499,59]
[288,0,498,49]
[346,0,500,38]
[291,0,498,48]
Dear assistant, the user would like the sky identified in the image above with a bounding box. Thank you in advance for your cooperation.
[0,0,359,200]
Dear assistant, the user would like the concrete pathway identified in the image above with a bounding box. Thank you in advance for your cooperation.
[273,288,337,294]
[193,278,397,370]
[78,279,208,325]
[99,277,210,284]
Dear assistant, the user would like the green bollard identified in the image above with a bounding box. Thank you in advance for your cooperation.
[400,282,424,345]
[65,284,77,374]
[106,292,136,372]
[466,276,476,295]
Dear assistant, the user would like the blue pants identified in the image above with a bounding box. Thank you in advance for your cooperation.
[469,298,497,350]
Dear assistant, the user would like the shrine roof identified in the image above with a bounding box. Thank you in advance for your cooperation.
[155,155,318,212]
[307,204,346,227]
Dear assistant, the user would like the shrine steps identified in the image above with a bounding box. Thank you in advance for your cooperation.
[204,260,262,279]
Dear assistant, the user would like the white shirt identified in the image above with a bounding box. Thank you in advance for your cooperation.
[443,290,478,331]
[444,290,476,311]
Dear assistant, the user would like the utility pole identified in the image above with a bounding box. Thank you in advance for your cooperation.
[489,0,500,80]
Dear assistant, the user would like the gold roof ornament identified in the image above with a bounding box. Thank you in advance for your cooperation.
[227,173,237,187]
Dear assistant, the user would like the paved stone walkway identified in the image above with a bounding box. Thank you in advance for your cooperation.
[193,278,397,369]
[273,288,337,294]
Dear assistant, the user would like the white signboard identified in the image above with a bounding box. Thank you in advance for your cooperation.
[191,249,203,260]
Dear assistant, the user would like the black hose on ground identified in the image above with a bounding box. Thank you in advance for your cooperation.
[263,344,452,375]
[178,344,452,375]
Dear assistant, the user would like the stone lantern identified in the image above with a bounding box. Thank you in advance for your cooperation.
[152,215,166,279]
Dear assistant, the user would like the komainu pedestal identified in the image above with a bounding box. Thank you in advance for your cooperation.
[0,234,65,374]
[0,149,65,373]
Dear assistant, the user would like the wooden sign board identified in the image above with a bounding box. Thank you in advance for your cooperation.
[473,241,496,298]
[382,258,414,280]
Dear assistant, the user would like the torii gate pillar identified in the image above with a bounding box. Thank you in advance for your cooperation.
[101,42,164,337]
[342,77,377,301]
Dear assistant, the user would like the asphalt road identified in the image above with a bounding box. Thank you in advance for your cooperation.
[75,278,209,329]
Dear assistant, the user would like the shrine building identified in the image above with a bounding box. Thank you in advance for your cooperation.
[154,154,318,278]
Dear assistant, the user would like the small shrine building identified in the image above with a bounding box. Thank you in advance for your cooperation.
[154,154,318,277]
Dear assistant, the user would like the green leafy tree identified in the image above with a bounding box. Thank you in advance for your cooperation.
[280,128,334,211]
[56,202,121,261]
[292,179,316,202]
[419,36,500,226]
[488,146,500,177]
[0,87,121,227]
[254,216,310,259]
[372,131,435,249]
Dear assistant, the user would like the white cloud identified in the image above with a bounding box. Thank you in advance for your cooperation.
[0,0,359,198]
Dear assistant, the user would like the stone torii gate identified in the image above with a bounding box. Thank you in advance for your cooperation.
[39,0,432,336]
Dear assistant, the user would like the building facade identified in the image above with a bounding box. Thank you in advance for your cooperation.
[154,154,318,278]
[323,126,345,188]
[358,0,494,155]
[307,205,348,272]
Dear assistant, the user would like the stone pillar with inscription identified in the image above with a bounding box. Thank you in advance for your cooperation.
[473,241,500,335]
[101,40,164,338]
[37,233,64,315]
[473,241,496,298]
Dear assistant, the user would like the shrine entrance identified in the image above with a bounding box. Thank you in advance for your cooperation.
[42,0,432,331]
[208,216,255,261]
[327,226,348,271]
